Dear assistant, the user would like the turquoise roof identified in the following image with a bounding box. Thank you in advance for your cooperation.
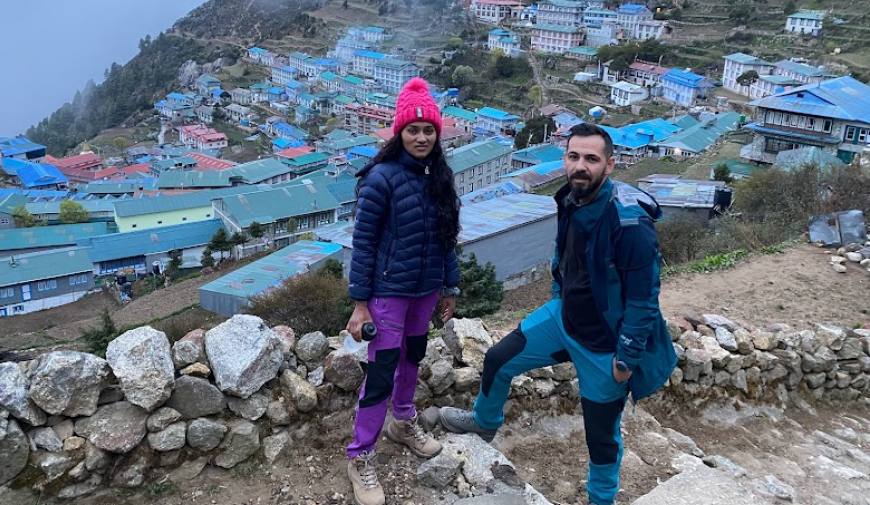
[568,46,598,56]
[788,9,824,20]
[225,158,292,184]
[156,170,233,189]
[284,152,330,168]
[442,106,478,122]
[534,23,581,34]
[724,52,772,66]
[654,112,740,154]
[217,184,340,227]
[511,144,565,165]
[0,247,93,287]
[199,240,342,298]
[79,220,223,263]
[477,107,519,121]
[0,222,111,253]
[446,140,513,174]
[670,114,700,129]
[113,186,261,218]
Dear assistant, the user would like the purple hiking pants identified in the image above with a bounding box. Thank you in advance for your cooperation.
[346,291,440,458]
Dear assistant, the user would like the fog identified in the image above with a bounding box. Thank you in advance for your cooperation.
[0,0,206,136]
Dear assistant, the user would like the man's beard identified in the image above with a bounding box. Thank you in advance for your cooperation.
[568,171,605,201]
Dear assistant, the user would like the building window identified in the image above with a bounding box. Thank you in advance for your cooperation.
[157,221,163,224]
[206,214,211,218]
[132,224,137,228]
[845,126,857,141]
[37,279,57,291]
[0,217,8,225]
[0,287,13,298]
[823,120,832,133]
[69,274,88,286]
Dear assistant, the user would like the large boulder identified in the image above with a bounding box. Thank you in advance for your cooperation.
[165,375,225,419]
[444,318,493,371]
[74,401,148,454]
[323,350,365,392]
[440,433,514,487]
[280,370,318,413]
[295,331,330,364]
[214,419,259,468]
[0,362,47,426]
[29,351,109,417]
[106,326,175,412]
[417,451,462,489]
[187,418,227,452]
[0,418,30,486]
[205,315,283,398]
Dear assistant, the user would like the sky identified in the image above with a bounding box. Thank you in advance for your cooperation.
[0,0,206,136]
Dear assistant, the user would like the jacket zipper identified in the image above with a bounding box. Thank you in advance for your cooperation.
[417,172,429,293]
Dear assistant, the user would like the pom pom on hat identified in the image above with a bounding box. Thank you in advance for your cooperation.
[392,77,443,136]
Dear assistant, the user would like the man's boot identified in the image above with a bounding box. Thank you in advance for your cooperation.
[385,414,442,458]
[439,407,497,442]
[347,451,385,505]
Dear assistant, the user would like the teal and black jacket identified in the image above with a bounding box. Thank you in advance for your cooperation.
[551,178,677,401]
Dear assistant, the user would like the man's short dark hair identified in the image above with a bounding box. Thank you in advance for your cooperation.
[567,123,614,158]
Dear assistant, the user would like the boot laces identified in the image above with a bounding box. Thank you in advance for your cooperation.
[357,451,379,489]
[405,415,429,446]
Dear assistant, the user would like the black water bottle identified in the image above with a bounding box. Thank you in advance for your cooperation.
[361,322,378,341]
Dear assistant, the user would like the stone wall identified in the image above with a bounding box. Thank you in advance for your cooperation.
[1,313,868,499]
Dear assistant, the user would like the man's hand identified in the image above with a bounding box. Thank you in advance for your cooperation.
[612,358,632,383]
[346,301,372,342]
[440,297,456,322]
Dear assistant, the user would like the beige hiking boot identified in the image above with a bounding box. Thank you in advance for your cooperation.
[385,414,442,458]
[347,451,384,505]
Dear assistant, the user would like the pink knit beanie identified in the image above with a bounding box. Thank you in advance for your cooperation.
[392,77,443,136]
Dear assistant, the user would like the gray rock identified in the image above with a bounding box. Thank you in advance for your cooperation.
[280,370,318,413]
[663,428,704,457]
[751,330,777,351]
[226,392,269,421]
[0,363,46,426]
[0,419,29,486]
[33,451,75,481]
[763,475,794,501]
[172,339,203,369]
[323,350,365,392]
[74,401,148,454]
[419,406,441,431]
[205,314,283,398]
[454,367,481,391]
[266,398,291,426]
[84,442,111,472]
[837,337,864,360]
[428,359,456,394]
[700,336,731,368]
[552,362,576,381]
[714,371,731,387]
[307,366,324,387]
[168,456,208,483]
[159,450,181,467]
[835,371,851,388]
[295,331,330,364]
[441,433,514,487]
[263,431,291,464]
[29,351,109,417]
[146,407,182,432]
[97,385,124,406]
[814,346,837,372]
[633,464,769,505]
[851,374,867,389]
[670,367,683,386]
[165,375,225,419]
[147,421,186,451]
[702,314,739,332]
[187,418,227,452]
[453,495,526,505]
[110,445,152,488]
[106,326,175,412]
[745,367,761,387]
[57,474,101,499]
[52,419,74,441]
[272,326,296,356]
[214,419,259,468]
[733,329,753,355]
[806,372,827,388]
[28,427,62,452]
[417,451,462,489]
[443,318,493,371]
[732,369,748,392]
[771,349,802,372]
[702,455,747,477]
[768,364,789,382]
[414,381,433,403]
[532,378,556,398]
[68,461,88,483]
[683,349,713,381]
[715,327,738,352]
[815,323,846,351]
[753,351,776,371]
[799,331,820,353]
[725,355,744,374]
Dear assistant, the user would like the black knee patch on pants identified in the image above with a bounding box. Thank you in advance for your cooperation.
[481,327,527,397]
[406,334,428,365]
[550,349,571,363]
[359,348,400,408]
[581,396,626,465]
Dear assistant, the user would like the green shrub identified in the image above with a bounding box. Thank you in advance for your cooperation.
[247,273,353,336]
[82,309,118,357]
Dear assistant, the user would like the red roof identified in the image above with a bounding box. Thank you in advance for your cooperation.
[629,61,669,75]
[45,152,102,171]
[93,166,121,179]
[123,163,152,176]
[186,152,238,171]
[276,145,315,159]
[373,127,394,142]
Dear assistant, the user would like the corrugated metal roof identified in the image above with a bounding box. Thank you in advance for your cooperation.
[723,53,772,65]
[225,158,292,184]
[0,222,111,253]
[774,59,831,78]
[788,9,824,20]
[156,170,233,189]
[748,76,870,122]
[670,114,700,129]
[26,198,117,216]
[217,183,341,227]
[663,68,707,88]
[511,144,565,165]
[0,137,46,157]
[79,220,223,263]
[113,186,261,217]
[601,118,682,149]
[460,181,525,205]
[459,193,556,244]
[442,106,478,122]
[477,107,519,121]
[199,240,342,298]
[0,247,93,287]
[447,140,513,174]
[775,146,846,172]
[653,112,740,154]
[636,176,728,208]
[1,159,67,188]
[0,193,27,214]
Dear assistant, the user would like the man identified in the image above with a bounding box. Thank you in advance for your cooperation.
[440,123,677,505]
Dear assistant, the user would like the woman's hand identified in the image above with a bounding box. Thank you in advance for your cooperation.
[346,301,372,342]
[440,297,456,323]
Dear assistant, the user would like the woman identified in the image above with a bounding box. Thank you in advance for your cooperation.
[345,77,461,505]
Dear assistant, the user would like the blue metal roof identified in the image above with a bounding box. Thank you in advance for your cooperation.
[459,193,556,244]
[511,144,565,165]
[353,49,387,59]
[1,222,111,253]
[748,76,870,123]
[774,60,832,78]
[618,3,647,13]
[601,118,682,149]
[79,220,223,263]
[663,69,706,88]
[348,146,378,159]
[724,53,772,66]
[477,107,520,121]
[0,137,46,158]
[459,181,524,205]
[2,159,68,188]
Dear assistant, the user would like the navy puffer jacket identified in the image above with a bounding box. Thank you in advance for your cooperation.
[349,149,460,301]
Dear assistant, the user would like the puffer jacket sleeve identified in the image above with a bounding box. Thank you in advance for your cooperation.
[444,247,460,289]
[348,169,390,301]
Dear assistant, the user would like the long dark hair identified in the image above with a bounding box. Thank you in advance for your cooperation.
[357,136,461,250]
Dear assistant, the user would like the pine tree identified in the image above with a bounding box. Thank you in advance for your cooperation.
[454,253,504,318]
[200,248,215,268]
[248,221,264,239]
[208,229,232,260]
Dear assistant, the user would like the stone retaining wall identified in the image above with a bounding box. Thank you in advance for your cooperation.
[1,313,868,498]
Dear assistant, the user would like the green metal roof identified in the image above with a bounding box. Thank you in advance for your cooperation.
[113,186,262,218]
[788,9,824,20]
[654,112,740,154]
[151,157,196,172]
[721,159,762,178]
[342,75,365,86]
[0,222,111,253]
[0,247,93,287]
[441,106,478,122]
[322,135,378,151]
[670,114,700,129]
[216,183,341,227]
[80,220,223,263]
[156,170,232,189]
[334,94,355,105]
[567,46,598,56]
[0,193,27,214]
[199,240,342,299]
[26,199,117,216]
[284,152,330,168]
[324,129,354,141]
[225,158,292,184]
[447,140,514,174]
[320,71,338,82]
[533,23,581,34]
